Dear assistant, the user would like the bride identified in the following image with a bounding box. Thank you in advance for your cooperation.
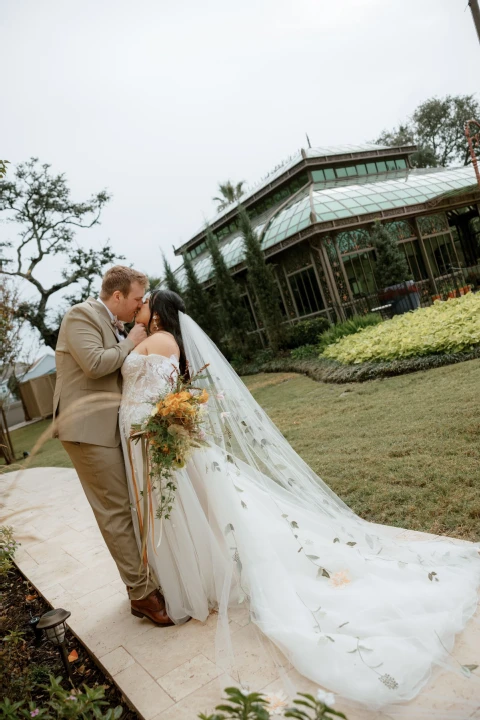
[119,289,480,712]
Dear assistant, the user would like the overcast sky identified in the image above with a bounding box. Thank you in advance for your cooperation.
[1,0,479,338]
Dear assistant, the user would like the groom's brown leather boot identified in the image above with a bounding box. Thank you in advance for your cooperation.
[131,588,175,626]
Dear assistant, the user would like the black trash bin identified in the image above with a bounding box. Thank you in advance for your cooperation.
[379,280,421,316]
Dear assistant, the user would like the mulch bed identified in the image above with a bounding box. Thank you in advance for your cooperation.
[0,561,140,718]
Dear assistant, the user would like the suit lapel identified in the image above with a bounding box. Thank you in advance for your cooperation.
[86,297,118,343]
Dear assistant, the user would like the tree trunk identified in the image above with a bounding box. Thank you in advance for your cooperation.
[0,408,14,465]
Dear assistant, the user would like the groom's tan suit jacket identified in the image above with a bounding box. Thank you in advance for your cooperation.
[53,297,134,447]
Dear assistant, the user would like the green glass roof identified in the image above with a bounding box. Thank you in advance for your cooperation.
[262,165,477,248]
[261,186,311,251]
[174,165,478,288]
[187,144,399,239]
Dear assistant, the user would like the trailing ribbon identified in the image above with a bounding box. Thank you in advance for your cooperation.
[127,430,158,583]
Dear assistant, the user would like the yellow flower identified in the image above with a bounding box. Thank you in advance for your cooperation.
[330,570,351,588]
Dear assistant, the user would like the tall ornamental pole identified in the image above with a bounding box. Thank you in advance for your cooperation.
[465,120,480,187]
[469,0,480,44]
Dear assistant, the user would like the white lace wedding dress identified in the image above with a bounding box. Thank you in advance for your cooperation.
[119,314,480,715]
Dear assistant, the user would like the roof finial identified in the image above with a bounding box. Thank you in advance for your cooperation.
[305,132,312,148]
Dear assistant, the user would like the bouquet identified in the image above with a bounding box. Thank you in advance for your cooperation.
[128,364,210,566]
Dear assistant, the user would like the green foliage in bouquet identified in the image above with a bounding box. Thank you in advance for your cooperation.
[130,364,210,521]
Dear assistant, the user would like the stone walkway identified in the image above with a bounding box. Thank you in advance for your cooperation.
[2,467,479,720]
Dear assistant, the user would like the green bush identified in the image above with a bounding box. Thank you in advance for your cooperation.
[198,687,344,720]
[317,314,382,353]
[285,317,330,349]
[0,526,19,575]
[0,676,123,719]
[290,345,318,361]
[322,294,480,364]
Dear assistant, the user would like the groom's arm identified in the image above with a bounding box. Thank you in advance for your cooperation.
[64,305,134,380]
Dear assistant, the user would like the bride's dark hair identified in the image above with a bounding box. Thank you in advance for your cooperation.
[148,289,188,377]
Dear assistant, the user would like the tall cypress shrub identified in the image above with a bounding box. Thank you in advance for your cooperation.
[205,226,251,356]
[162,254,182,295]
[238,206,286,351]
[370,221,412,288]
[183,252,220,342]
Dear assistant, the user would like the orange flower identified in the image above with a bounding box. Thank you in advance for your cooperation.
[197,389,209,404]
[157,391,195,417]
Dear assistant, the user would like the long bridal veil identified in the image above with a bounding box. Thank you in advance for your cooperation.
[178,311,480,718]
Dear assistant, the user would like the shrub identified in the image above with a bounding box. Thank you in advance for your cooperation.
[370,220,411,288]
[198,687,344,720]
[285,317,330,349]
[0,675,123,719]
[0,526,19,575]
[290,345,318,361]
[317,314,382,352]
[322,293,480,364]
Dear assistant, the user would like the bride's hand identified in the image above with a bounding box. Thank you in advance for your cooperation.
[128,323,147,346]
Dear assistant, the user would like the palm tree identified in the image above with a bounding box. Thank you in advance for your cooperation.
[213,180,245,212]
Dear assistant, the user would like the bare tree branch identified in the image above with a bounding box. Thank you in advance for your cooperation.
[0,158,120,349]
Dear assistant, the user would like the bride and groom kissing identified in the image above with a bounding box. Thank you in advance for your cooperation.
[53,265,480,710]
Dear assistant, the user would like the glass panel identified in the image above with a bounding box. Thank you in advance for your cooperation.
[402,240,428,281]
[324,168,336,180]
[343,251,377,297]
[366,163,377,173]
[335,167,347,178]
[423,233,456,275]
[312,169,325,182]
[346,165,358,177]
[386,220,415,241]
[386,160,396,171]
[356,164,367,176]
[337,228,372,253]
[376,161,387,172]
[288,266,324,316]
[417,214,449,235]
[395,158,407,169]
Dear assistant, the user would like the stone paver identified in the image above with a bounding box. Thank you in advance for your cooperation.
[2,467,479,720]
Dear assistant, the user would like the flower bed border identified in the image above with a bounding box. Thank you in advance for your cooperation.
[238,347,480,384]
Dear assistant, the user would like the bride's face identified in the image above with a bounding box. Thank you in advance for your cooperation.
[135,299,151,326]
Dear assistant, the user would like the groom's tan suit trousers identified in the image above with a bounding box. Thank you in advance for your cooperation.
[53,298,158,600]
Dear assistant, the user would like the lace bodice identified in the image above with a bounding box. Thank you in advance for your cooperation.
[119,352,179,432]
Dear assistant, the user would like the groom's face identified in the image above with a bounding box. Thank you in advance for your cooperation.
[115,281,146,322]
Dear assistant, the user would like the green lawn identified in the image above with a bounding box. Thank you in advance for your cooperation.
[2,359,480,540]
[243,360,480,541]
[1,420,73,473]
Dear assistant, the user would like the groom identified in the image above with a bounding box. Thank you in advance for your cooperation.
[53,266,172,625]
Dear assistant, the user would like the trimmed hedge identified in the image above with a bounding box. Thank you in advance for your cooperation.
[237,346,480,384]
[284,317,330,349]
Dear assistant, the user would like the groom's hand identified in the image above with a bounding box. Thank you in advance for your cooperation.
[128,323,147,346]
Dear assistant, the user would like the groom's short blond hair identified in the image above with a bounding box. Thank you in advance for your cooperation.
[100,266,149,299]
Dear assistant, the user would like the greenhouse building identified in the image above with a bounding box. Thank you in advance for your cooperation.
[173,143,480,339]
